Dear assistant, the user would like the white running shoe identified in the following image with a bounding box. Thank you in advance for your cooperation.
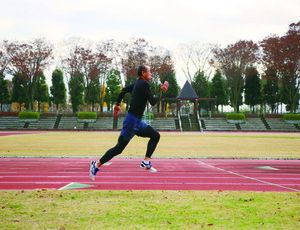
[90,161,99,181]
[140,160,157,173]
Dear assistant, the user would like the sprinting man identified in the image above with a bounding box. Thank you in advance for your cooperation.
[90,64,169,181]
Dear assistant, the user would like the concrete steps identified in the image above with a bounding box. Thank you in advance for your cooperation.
[179,115,200,131]
[149,117,177,130]
[0,117,24,129]
[57,117,84,129]
[203,118,237,131]
[0,115,299,132]
[239,118,267,131]
[265,118,298,131]
[27,117,57,129]
[88,117,124,130]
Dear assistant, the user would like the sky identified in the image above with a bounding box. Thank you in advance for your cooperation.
[1,0,299,86]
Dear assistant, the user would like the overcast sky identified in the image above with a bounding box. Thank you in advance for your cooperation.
[1,0,299,85]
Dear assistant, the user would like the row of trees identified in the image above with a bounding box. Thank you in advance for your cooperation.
[0,21,299,114]
[0,38,180,113]
[183,21,299,114]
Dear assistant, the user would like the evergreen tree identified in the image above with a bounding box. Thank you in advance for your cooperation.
[104,70,121,111]
[85,74,101,112]
[68,72,84,113]
[11,73,27,111]
[160,71,179,113]
[280,75,299,113]
[262,69,280,113]
[161,71,179,99]
[50,69,66,112]
[244,67,262,113]
[0,73,10,111]
[191,70,209,110]
[34,73,49,112]
[210,70,228,112]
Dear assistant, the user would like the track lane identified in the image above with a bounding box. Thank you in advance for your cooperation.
[0,158,299,191]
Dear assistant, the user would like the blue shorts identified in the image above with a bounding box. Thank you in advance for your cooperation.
[120,113,149,141]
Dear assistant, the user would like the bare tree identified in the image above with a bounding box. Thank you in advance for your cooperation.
[96,40,115,110]
[177,42,214,82]
[0,40,11,75]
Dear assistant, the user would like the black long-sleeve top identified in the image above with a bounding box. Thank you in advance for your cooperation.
[116,78,164,119]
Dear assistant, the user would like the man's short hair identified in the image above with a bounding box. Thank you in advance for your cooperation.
[138,65,147,77]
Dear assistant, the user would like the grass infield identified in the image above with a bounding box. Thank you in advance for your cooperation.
[0,190,299,229]
[0,131,299,158]
[0,131,300,229]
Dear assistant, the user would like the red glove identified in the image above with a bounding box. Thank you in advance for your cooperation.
[113,104,121,117]
[161,81,169,93]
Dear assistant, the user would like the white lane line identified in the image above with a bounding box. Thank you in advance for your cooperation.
[58,182,74,190]
[0,181,298,187]
[257,166,279,170]
[0,175,299,181]
[197,160,300,192]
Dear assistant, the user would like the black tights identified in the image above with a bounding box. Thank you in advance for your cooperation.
[99,126,160,165]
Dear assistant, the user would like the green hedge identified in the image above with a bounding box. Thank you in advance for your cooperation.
[77,112,97,120]
[226,113,245,120]
[283,114,300,120]
[18,111,40,119]
[144,113,154,120]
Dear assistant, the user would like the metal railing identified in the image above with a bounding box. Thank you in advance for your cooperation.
[197,111,203,132]
[178,112,183,132]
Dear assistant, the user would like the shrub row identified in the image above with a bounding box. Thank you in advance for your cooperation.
[144,113,154,120]
[283,114,300,120]
[77,112,97,120]
[226,113,246,120]
[18,111,40,119]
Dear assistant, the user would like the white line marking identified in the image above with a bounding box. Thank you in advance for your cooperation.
[0,181,297,186]
[257,166,280,170]
[197,160,300,192]
[0,175,299,180]
[58,182,74,190]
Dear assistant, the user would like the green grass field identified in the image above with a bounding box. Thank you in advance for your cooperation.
[0,131,300,229]
[1,131,300,158]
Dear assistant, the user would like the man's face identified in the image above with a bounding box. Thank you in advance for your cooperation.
[142,66,152,82]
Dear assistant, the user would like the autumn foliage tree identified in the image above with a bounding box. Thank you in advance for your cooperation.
[5,38,53,111]
[77,47,102,111]
[260,21,300,113]
[149,50,177,111]
[211,40,259,112]
[121,38,149,86]
[119,38,176,112]
[63,43,111,112]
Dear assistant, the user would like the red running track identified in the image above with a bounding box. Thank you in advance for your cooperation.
[0,158,299,192]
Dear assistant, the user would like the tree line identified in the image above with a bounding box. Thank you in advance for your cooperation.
[0,21,299,114]
[0,38,179,113]
[180,21,300,114]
